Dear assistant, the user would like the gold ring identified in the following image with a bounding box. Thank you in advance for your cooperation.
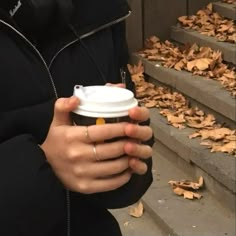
[93,144,100,161]
[85,126,92,141]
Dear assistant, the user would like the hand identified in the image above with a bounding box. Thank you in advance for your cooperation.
[125,106,153,175]
[106,83,153,175]
[40,97,152,194]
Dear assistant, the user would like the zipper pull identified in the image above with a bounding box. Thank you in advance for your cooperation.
[120,68,126,86]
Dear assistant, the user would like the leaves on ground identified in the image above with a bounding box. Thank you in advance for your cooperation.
[128,62,236,156]
[168,177,204,200]
[222,0,236,4]
[128,201,144,218]
[178,3,236,43]
[138,36,236,97]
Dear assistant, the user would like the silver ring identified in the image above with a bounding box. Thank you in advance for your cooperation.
[93,144,100,161]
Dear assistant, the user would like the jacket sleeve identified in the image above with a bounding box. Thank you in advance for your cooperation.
[0,134,67,235]
[0,96,67,236]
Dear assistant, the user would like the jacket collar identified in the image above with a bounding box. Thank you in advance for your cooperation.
[71,0,130,37]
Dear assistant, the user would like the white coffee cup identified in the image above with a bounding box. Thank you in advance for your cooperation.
[72,85,138,126]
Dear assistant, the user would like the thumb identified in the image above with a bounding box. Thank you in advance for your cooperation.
[52,96,80,126]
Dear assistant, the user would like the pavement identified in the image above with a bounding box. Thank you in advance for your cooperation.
[110,206,166,236]
[110,141,236,236]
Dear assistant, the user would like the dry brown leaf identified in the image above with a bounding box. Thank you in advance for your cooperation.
[199,128,235,140]
[178,3,236,44]
[145,100,158,108]
[211,141,236,154]
[222,0,236,4]
[172,187,203,200]
[167,114,186,124]
[168,176,204,190]
[187,58,213,71]
[189,132,201,139]
[129,201,144,218]
[169,177,204,200]
[124,222,129,227]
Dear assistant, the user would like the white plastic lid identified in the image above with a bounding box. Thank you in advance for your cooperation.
[73,85,138,118]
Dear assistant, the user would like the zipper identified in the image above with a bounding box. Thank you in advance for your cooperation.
[120,68,127,85]
[49,11,131,69]
[0,19,71,236]
[0,19,58,98]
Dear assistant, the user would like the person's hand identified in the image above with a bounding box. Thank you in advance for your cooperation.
[125,106,153,175]
[106,82,153,175]
[40,97,152,194]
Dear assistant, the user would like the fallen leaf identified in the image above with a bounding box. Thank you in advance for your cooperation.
[168,176,204,190]
[211,141,236,154]
[187,58,213,71]
[172,187,203,200]
[200,128,235,140]
[124,222,130,227]
[167,114,186,124]
[129,201,144,218]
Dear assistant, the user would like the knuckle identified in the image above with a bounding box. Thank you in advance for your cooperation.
[77,181,90,194]
[64,130,74,143]
[66,149,78,162]
[73,166,85,177]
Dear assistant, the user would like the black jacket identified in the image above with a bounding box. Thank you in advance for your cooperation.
[0,1,153,235]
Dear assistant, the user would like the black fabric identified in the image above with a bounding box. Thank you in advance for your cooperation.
[0,1,153,235]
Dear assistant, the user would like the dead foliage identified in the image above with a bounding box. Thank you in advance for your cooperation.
[128,61,236,156]
[139,36,236,97]
[177,3,236,43]
[129,201,144,218]
[168,177,204,200]
[222,0,236,4]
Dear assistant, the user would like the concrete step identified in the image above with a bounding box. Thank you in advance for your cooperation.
[110,206,167,236]
[142,141,236,236]
[131,54,236,128]
[147,108,236,212]
[170,25,236,65]
[213,1,236,20]
[130,52,236,208]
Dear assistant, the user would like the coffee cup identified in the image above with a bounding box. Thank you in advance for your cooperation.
[71,85,138,126]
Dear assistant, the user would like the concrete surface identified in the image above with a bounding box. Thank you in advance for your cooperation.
[142,144,236,236]
[131,54,236,127]
[111,142,236,236]
[110,206,166,236]
[213,1,236,20]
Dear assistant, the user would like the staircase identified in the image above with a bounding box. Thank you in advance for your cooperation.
[127,1,236,236]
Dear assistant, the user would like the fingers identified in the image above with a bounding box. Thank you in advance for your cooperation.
[105,83,126,88]
[73,123,152,144]
[124,142,153,159]
[71,123,127,143]
[75,170,132,194]
[129,158,148,175]
[129,106,150,123]
[53,96,80,126]
[125,123,153,142]
[73,157,130,178]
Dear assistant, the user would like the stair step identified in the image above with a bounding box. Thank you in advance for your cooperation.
[213,1,236,20]
[171,25,236,65]
[142,141,236,236]
[110,206,165,236]
[131,54,236,128]
[148,108,236,211]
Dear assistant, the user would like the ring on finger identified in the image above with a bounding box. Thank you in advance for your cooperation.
[85,126,92,142]
[93,144,100,161]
